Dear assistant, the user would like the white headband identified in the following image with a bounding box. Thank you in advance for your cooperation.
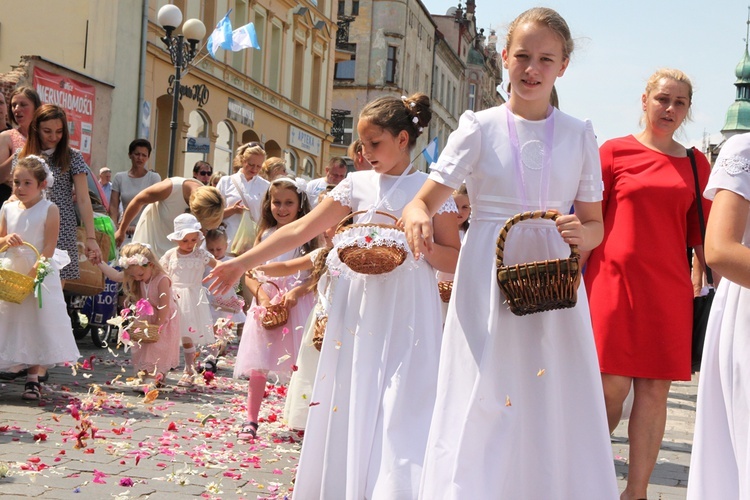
[273,176,307,195]
[24,155,55,189]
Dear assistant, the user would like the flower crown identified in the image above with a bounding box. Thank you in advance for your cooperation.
[23,155,55,189]
[118,253,149,268]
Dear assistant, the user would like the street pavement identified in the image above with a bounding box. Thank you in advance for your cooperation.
[1,334,698,499]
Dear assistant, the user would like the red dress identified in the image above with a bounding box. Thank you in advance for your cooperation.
[584,135,711,381]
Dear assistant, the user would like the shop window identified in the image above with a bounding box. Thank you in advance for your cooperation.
[215,121,235,174]
[303,158,316,179]
[285,150,298,176]
[183,109,210,178]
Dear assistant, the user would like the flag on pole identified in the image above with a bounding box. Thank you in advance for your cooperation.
[206,11,234,58]
[231,23,261,51]
[422,137,440,166]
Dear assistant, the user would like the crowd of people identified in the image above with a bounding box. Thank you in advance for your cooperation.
[0,6,748,499]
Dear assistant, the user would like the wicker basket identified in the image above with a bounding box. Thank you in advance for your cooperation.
[438,280,453,303]
[335,210,407,275]
[495,211,581,316]
[260,281,289,330]
[128,321,160,344]
[312,315,327,351]
[0,242,40,304]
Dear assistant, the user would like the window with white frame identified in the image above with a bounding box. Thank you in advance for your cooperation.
[468,83,476,112]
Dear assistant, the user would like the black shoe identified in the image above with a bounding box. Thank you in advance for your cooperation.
[0,369,28,380]
[38,372,49,383]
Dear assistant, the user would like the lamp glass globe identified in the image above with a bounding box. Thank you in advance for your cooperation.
[157,4,183,29]
[183,19,207,41]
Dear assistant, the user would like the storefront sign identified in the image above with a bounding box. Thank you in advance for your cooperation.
[227,98,255,127]
[167,75,210,107]
[33,67,96,164]
[289,125,321,156]
[186,136,210,154]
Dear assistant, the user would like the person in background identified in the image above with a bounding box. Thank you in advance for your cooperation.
[0,87,42,205]
[208,171,225,187]
[98,167,112,204]
[109,139,161,239]
[305,156,347,206]
[584,68,711,500]
[0,92,9,132]
[192,161,213,185]
[260,157,288,181]
[347,139,371,171]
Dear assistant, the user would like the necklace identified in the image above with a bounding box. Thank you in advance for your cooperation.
[505,105,555,211]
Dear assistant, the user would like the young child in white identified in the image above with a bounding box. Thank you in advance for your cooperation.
[232,176,319,441]
[160,213,216,387]
[402,8,618,498]
[98,242,180,392]
[435,184,470,321]
[206,93,459,498]
[203,226,245,367]
[0,155,80,400]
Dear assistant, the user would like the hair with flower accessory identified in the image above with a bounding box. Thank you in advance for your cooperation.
[15,154,55,189]
[118,242,167,304]
[361,92,432,148]
[272,176,307,195]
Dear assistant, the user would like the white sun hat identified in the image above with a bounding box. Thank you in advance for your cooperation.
[167,213,204,241]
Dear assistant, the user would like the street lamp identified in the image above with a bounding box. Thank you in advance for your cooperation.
[157,4,206,178]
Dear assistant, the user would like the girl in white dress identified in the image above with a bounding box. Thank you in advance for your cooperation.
[687,133,750,499]
[402,8,618,499]
[160,214,217,387]
[233,177,318,441]
[206,93,459,498]
[0,156,79,400]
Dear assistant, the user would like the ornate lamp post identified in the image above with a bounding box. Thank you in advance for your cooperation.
[157,4,206,178]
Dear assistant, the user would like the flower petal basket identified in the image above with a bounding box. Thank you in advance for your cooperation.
[335,210,407,275]
[0,242,39,304]
[495,210,581,316]
[437,280,453,303]
[129,321,161,344]
[261,280,289,330]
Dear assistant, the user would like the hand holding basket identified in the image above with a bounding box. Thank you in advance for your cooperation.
[495,211,581,316]
[0,242,40,304]
[260,280,289,330]
[335,210,407,275]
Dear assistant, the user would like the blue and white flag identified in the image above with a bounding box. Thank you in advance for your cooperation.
[422,137,440,165]
[206,11,233,58]
[231,23,261,51]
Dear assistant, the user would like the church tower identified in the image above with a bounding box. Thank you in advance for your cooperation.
[721,7,750,138]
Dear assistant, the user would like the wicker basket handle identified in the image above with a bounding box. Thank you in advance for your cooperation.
[0,241,41,261]
[335,210,399,234]
[495,210,579,267]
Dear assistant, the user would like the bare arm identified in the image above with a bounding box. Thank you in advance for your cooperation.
[114,178,174,246]
[154,275,172,325]
[423,210,460,273]
[96,261,124,282]
[255,254,315,277]
[73,172,102,264]
[0,132,14,184]
[108,189,121,224]
[705,189,750,287]
[555,200,603,252]
[401,179,455,260]
[205,197,350,294]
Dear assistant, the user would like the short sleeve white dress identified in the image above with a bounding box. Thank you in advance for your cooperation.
[160,246,215,346]
[419,106,618,499]
[687,133,750,499]
[293,169,457,500]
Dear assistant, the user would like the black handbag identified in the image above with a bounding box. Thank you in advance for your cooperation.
[687,148,714,373]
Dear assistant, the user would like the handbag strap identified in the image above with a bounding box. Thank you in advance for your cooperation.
[230,174,257,223]
[686,147,714,286]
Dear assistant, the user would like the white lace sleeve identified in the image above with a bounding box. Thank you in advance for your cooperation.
[705,134,750,201]
[199,248,213,265]
[436,195,458,215]
[327,176,352,208]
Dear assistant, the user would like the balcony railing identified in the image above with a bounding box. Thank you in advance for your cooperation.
[331,109,351,144]
[336,16,356,52]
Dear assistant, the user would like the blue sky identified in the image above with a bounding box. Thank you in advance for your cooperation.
[423,0,747,147]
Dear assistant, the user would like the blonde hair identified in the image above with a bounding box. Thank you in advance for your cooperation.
[120,243,166,304]
[236,143,266,164]
[506,7,574,60]
[261,157,287,180]
[189,186,225,230]
[208,171,225,187]
[642,68,694,125]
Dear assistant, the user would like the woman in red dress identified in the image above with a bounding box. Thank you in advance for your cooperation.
[584,68,711,500]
